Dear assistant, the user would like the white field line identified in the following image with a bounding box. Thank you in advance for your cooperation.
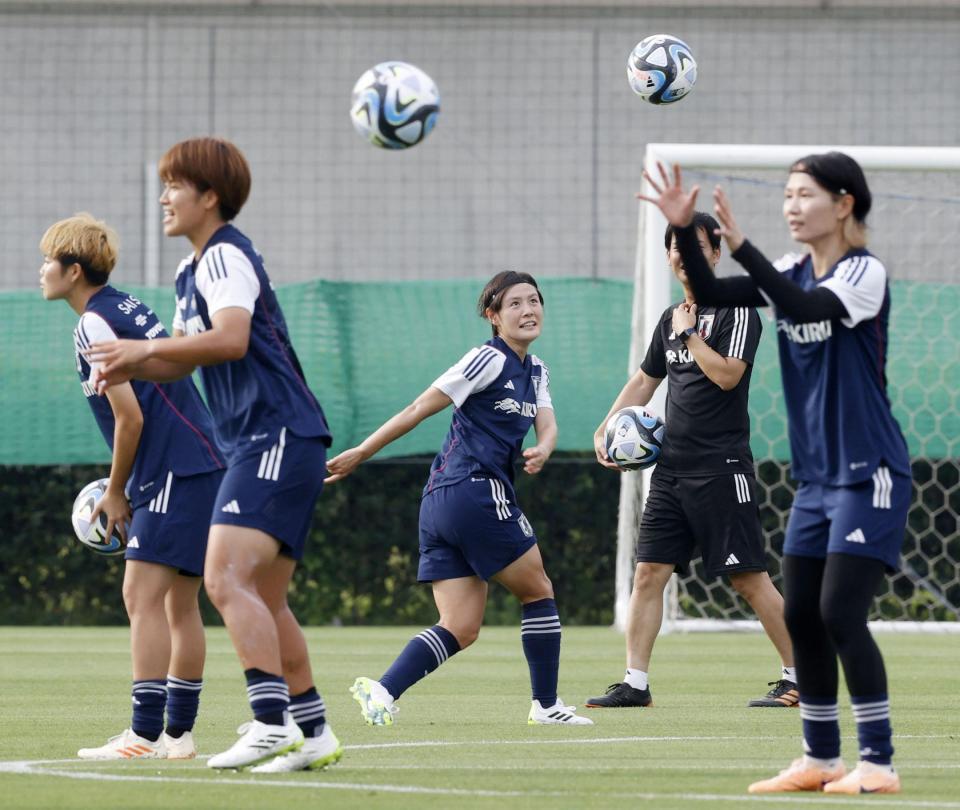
[2,762,960,809]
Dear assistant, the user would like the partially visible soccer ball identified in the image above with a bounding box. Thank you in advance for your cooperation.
[350,61,440,149]
[604,406,665,471]
[70,478,128,556]
[627,34,697,105]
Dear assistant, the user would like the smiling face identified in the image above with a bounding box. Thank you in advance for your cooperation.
[667,225,720,284]
[487,282,543,346]
[782,171,852,244]
[159,178,219,240]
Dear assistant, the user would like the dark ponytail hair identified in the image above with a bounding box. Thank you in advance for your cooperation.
[477,271,544,336]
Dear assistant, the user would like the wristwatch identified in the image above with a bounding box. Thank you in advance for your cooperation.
[678,326,696,343]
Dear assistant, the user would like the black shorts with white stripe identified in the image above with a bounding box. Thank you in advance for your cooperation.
[635,468,768,579]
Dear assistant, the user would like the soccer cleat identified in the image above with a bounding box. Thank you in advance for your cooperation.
[251,724,344,773]
[823,762,901,794]
[584,682,653,708]
[350,677,398,726]
[77,728,166,760]
[748,679,799,708]
[162,730,196,760]
[207,718,304,769]
[528,698,594,725]
[748,758,846,793]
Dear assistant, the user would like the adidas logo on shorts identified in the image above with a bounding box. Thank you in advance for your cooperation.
[845,528,866,544]
[725,554,740,566]
[221,500,241,514]
[127,536,140,548]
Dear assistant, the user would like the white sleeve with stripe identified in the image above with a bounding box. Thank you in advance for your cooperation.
[76,312,118,379]
[195,243,261,317]
[821,255,887,328]
[531,356,553,410]
[432,346,507,407]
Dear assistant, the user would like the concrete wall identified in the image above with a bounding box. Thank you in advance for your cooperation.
[2,2,958,289]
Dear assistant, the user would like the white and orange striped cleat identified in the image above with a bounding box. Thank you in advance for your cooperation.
[77,728,166,760]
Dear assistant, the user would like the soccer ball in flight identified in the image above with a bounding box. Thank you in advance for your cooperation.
[627,34,697,105]
[350,61,440,149]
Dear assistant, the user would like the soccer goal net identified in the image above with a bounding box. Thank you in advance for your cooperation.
[617,143,960,634]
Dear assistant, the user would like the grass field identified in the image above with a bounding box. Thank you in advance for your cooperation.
[1,626,958,809]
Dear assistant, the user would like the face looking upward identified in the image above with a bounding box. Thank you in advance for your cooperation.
[782,171,854,245]
[488,282,543,346]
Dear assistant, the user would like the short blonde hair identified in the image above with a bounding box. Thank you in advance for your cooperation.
[40,213,119,285]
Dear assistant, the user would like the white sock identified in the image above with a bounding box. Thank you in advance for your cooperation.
[624,668,648,690]
[782,666,797,683]
[803,754,842,771]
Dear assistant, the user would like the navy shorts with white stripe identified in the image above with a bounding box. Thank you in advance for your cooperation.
[417,476,538,582]
[126,469,224,576]
[784,465,911,572]
[211,430,327,561]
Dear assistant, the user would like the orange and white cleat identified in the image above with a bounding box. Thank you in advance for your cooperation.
[77,728,166,760]
[823,762,901,794]
[748,757,846,793]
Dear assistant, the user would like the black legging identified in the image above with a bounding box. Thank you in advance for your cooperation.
[783,553,889,699]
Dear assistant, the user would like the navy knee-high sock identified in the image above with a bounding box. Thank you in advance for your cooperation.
[379,625,461,700]
[521,598,561,706]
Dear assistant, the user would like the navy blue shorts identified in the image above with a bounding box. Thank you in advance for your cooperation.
[418,477,538,582]
[211,430,326,561]
[126,469,223,576]
[784,466,910,572]
[636,468,768,579]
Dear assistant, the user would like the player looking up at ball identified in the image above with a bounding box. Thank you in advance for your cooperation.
[39,213,225,761]
[585,213,795,712]
[639,155,908,796]
[326,271,592,727]
[85,138,341,773]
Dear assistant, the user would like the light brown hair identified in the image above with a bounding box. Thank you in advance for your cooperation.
[159,137,251,221]
[40,213,119,286]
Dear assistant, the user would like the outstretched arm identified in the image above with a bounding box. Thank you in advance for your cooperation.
[636,161,765,308]
[324,385,453,483]
[713,186,848,322]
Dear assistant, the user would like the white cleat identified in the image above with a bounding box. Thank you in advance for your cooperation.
[77,728,166,760]
[162,730,197,760]
[528,698,594,726]
[207,718,304,769]
[251,724,344,773]
[349,677,398,726]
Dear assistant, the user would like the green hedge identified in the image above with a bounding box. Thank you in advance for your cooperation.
[1,457,618,626]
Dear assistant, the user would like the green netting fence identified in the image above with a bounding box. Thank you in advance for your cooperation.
[1,277,956,466]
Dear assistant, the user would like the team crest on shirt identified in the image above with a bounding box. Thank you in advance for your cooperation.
[517,512,534,537]
[697,313,715,340]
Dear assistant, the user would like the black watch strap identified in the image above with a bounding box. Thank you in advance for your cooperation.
[678,326,696,343]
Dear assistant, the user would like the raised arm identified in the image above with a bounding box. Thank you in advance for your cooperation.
[324,386,453,483]
[712,186,847,322]
[636,160,765,308]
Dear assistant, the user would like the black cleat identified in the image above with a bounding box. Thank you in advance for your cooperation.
[585,682,653,708]
[748,679,799,707]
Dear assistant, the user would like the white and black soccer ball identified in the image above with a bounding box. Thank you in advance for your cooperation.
[604,406,665,471]
[70,478,128,556]
[350,61,440,149]
[627,34,697,105]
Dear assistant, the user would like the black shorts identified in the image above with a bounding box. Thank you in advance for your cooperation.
[636,468,768,579]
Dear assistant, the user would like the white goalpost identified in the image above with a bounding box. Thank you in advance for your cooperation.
[616,143,960,635]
